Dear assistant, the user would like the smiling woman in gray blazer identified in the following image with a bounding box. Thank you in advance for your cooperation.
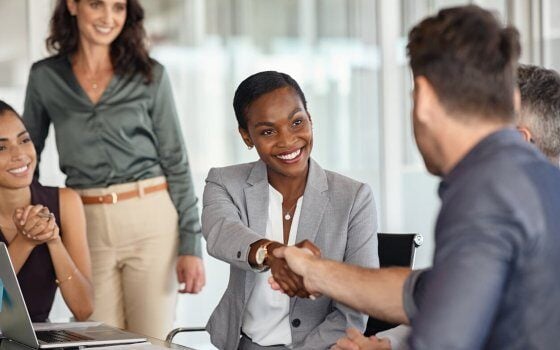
[202,71,379,350]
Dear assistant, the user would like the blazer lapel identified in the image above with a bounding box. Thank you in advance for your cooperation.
[291,159,329,310]
[244,160,269,236]
[295,159,329,244]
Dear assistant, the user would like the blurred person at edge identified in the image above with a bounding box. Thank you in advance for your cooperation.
[516,64,560,167]
[22,0,204,338]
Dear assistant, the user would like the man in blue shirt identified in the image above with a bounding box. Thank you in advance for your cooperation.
[272,5,560,350]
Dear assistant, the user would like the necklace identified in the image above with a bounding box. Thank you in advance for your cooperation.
[87,73,107,90]
[283,201,298,221]
[73,60,112,92]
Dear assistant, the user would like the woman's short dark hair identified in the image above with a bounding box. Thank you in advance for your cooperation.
[46,0,153,83]
[407,5,520,121]
[0,100,18,117]
[233,71,308,130]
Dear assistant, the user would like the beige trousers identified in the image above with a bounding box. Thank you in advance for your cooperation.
[77,176,178,339]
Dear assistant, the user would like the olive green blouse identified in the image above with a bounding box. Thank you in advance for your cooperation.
[23,55,201,256]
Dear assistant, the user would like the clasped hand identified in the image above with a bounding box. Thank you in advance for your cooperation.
[13,204,60,245]
[267,239,320,298]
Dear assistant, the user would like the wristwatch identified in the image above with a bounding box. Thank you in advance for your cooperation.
[255,241,274,271]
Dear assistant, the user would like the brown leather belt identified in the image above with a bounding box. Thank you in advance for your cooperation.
[81,182,168,205]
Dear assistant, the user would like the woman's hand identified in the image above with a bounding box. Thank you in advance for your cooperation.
[267,242,307,298]
[176,255,206,294]
[268,240,322,298]
[13,205,60,245]
[295,239,321,257]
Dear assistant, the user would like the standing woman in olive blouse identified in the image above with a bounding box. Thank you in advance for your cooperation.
[23,0,205,339]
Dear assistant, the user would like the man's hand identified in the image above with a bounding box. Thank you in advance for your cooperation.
[331,328,392,350]
[271,244,321,294]
[267,242,310,298]
[176,255,205,294]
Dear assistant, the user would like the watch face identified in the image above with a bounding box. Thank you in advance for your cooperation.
[256,247,266,265]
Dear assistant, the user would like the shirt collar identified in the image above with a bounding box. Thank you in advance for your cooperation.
[438,127,522,197]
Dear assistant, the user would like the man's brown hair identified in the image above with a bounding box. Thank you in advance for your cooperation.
[407,5,521,121]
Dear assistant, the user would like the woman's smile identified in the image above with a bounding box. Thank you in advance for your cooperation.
[8,163,32,177]
[93,24,114,35]
[275,148,303,163]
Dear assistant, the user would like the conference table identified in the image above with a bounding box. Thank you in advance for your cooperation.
[0,334,198,350]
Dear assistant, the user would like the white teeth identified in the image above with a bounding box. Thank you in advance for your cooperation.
[9,165,28,174]
[95,26,112,34]
[277,149,301,160]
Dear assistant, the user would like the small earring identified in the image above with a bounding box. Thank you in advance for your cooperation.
[247,145,253,150]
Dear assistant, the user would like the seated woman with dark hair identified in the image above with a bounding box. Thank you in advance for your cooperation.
[202,71,379,350]
[0,100,93,321]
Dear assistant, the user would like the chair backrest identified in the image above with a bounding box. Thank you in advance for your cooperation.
[364,233,423,336]
[377,233,423,268]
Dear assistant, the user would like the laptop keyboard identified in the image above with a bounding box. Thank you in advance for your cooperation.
[36,330,94,343]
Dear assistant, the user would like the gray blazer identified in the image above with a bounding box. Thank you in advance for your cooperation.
[202,159,378,350]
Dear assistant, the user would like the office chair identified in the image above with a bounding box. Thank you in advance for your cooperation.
[166,232,424,344]
[364,232,423,336]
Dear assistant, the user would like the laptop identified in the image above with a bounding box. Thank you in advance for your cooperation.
[0,242,147,348]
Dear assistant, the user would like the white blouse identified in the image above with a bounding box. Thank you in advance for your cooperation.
[241,185,303,346]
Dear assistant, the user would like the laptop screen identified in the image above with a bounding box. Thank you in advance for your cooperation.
[0,242,40,348]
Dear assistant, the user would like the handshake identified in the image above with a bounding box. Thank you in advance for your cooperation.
[261,239,322,299]
[264,241,394,350]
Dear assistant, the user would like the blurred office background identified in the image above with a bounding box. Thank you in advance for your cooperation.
[0,0,557,348]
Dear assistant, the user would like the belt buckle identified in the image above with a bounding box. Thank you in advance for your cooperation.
[110,192,118,204]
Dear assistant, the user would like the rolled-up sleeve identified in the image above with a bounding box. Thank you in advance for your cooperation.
[402,269,427,321]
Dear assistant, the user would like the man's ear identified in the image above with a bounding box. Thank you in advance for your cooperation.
[516,125,533,143]
[414,76,440,124]
[238,127,253,148]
